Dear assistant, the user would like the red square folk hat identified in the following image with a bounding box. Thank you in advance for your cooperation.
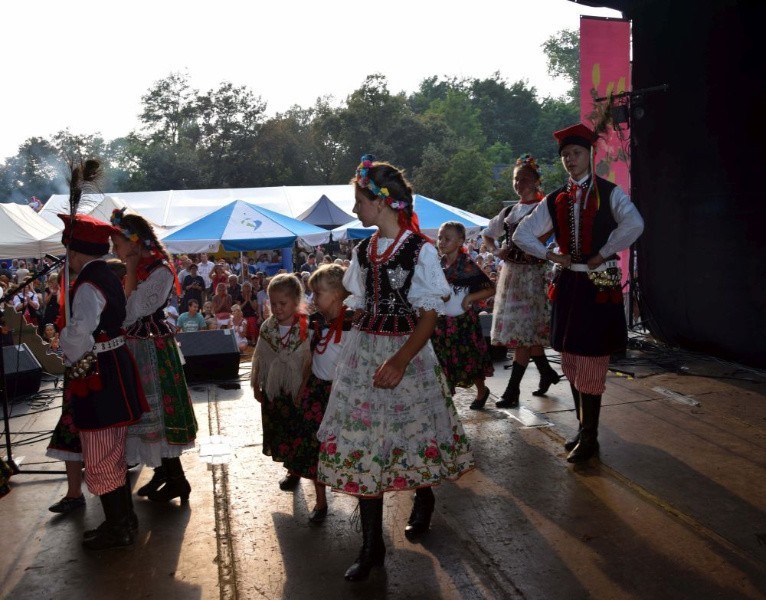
[553,123,596,155]
[58,213,119,256]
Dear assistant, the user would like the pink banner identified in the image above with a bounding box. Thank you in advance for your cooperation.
[580,16,632,288]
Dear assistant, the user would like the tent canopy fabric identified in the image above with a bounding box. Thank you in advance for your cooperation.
[38,194,126,230]
[160,200,330,254]
[296,194,355,229]
[41,185,356,230]
[0,203,66,257]
[330,194,489,241]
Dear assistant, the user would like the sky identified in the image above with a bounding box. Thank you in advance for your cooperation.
[0,0,621,161]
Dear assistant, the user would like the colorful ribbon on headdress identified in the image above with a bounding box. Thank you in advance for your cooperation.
[354,154,410,211]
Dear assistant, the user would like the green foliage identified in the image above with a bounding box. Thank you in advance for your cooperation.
[542,29,580,102]
[2,57,584,217]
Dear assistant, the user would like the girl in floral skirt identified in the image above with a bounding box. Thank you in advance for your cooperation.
[317,155,474,582]
[432,221,496,409]
[250,273,311,491]
[282,264,353,524]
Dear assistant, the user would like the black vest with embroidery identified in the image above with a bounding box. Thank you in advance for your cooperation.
[502,204,546,265]
[125,259,173,337]
[545,176,618,263]
[356,233,425,335]
[70,260,126,338]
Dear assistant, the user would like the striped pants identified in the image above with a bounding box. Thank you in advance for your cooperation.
[80,427,127,496]
[561,352,611,395]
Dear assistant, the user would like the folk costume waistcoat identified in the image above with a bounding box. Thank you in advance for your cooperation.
[356,233,425,335]
[125,259,174,338]
[544,175,627,357]
[68,260,148,430]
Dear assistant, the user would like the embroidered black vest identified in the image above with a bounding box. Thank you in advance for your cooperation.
[70,260,126,339]
[125,259,173,337]
[356,233,425,335]
[545,176,618,263]
[502,204,546,265]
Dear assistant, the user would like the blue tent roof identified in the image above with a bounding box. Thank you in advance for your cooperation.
[162,200,329,253]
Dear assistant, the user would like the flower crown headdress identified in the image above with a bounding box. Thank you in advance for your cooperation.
[515,153,541,177]
[110,208,153,249]
[354,154,409,211]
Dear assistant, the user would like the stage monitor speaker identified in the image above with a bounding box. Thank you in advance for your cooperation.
[176,330,241,382]
[2,344,43,398]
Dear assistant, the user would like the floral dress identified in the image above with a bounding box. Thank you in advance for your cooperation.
[486,202,552,348]
[317,231,474,497]
[431,251,495,393]
[124,259,198,467]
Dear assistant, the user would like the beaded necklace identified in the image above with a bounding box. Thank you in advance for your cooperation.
[368,228,406,265]
[312,312,345,355]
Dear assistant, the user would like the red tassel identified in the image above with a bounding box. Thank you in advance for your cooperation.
[596,290,609,304]
[87,374,103,392]
[611,289,623,304]
[547,283,557,301]
[70,379,88,397]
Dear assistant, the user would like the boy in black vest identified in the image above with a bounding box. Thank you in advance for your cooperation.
[513,123,644,463]
[57,213,148,549]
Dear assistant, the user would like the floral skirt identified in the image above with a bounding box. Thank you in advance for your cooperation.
[490,261,551,348]
[46,389,83,462]
[432,311,494,394]
[317,329,474,497]
[261,390,301,464]
[125,335,198,467]
[278,373,331,479]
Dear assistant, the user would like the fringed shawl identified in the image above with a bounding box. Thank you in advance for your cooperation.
[250,314,311,404]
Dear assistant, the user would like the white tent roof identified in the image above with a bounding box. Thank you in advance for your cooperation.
[0,203,65,257]
[38,194,127,230]
[40,185,356,230]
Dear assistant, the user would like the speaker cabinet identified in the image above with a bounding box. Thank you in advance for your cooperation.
[2,344,43,398]
[176,330,241,382]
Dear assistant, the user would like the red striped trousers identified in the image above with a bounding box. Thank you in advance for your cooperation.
[80,427,127,496]
[561,352,610,395]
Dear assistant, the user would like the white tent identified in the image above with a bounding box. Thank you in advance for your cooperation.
[0,203,65,257]
[38,194,126,230]
[40,185,355,230]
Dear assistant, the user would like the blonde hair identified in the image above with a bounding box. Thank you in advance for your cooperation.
[308,264,347,296]
[267,273,304,303]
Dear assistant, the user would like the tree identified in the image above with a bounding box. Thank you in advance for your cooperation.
[139,71,199,146]
[442,148,492,211]
[542,29,580,103]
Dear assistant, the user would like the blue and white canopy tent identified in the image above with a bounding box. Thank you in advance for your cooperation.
[160,200,329,254]
[329,194,489,241]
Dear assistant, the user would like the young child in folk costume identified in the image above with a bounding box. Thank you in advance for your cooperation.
[282,264,354,524]
[513,124,644,463]
[110,209,198,502]
[56,213,148,549]
[483,154,562,408]
[317,155,474,582]
[250,273,312,491]
[432,221,496,409]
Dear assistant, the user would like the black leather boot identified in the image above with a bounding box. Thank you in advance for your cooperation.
[564,383,582,452]
[567,393,602,463]
[344,498,385,582]
[531,354,562,396]
[82,487,134,550]
[137,466,166,497]
[148,457,191,503]
[84,479,137,540]
[495,362,526,408]
[404,486,435,540]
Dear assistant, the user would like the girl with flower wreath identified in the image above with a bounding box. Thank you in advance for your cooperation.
[250,273,312,492]
[431,221,496,409]
[316,155,473,582]
[110,208,198,503]
[513,124,643,463]
[483,154,562,408]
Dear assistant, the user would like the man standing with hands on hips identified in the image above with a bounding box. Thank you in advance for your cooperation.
[513,123,644,464]
[57,213,148,549]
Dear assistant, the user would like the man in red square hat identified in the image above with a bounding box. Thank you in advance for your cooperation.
[513,123,644,464]
[57,213,148,549]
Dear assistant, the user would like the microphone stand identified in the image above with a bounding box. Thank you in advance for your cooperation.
[1,255,67,475]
